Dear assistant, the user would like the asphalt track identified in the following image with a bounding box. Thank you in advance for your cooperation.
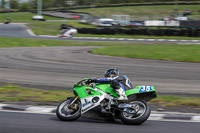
[0,24,200,95]
[0,24,31,38]
[0,46,199,95]
[0,111,199,133]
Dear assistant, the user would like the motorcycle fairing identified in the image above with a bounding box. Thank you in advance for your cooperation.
[79,88,113,114]
[73,79,157,113]
[73,85,103,99]
[80,95,104,113]
[126,86,157,102]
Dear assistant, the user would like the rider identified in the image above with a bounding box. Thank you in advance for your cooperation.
[89,68,133,101]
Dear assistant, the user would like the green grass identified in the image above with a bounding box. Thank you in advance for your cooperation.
[0,86,73,102]
[0,37,119,47]
[91,44,200,62]
[0,85,199,107]
[0,12,66,22]
[71,5,200,19]
[151,95,200,107]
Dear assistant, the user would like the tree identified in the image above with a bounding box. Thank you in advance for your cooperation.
[1,0,5,8]
[54,0,66,7]
[10,0,19,9]
[43,0,54,9]
[20,2,30,11]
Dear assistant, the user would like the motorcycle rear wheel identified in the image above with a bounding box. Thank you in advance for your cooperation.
[119,100,151,125]
[56,97,81,121]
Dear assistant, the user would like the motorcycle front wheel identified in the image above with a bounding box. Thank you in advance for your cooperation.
[119,100,151,125]
[56,97,81,121]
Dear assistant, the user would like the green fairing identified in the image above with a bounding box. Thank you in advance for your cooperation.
[95,84,119,97]
[73,80,157,100]
[73,83,102,99]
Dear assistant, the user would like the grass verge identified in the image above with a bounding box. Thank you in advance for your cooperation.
[91,44,200,62]
[0,86,73,102]
[151,95,200,107]
[0,37,120,47]
[0,85,199,107]
[0,37,200,62]
[0,12,66,22]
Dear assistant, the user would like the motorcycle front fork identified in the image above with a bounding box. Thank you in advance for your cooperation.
[68,96,79,110]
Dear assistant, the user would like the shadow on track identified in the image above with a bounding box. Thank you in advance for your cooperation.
[49,116,151,127]
[49,116,126,125]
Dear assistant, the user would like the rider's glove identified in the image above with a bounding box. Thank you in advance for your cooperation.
[92,78,97,83]
[87,78,97,83]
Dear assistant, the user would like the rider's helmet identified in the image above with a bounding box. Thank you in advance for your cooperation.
[105,68,119,78]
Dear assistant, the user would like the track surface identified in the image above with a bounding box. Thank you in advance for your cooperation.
[0,111,199,133]
[0,24,31,37]
[0,46,199,95]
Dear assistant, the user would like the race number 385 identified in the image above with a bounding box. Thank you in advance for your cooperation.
[139,86,152,93]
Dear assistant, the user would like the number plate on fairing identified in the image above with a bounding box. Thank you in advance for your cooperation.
[139,86,153,93]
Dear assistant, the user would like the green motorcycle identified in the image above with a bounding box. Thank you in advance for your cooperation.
[56,78,157,125]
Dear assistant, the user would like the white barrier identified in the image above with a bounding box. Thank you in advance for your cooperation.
[145,21,180,26]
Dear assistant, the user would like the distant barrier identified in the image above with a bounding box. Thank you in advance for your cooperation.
[145,21,180,27]
[77,20,200,37]
[77,27,200,37]
[180,21,200,28]
[143,21,200,27]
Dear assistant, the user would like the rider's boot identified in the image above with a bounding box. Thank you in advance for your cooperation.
[115,87,128,101]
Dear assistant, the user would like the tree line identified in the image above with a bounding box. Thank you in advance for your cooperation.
[0,0,199,11]
[0,0,68,10]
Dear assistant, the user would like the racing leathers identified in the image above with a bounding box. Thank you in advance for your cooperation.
[93,75,133,101]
